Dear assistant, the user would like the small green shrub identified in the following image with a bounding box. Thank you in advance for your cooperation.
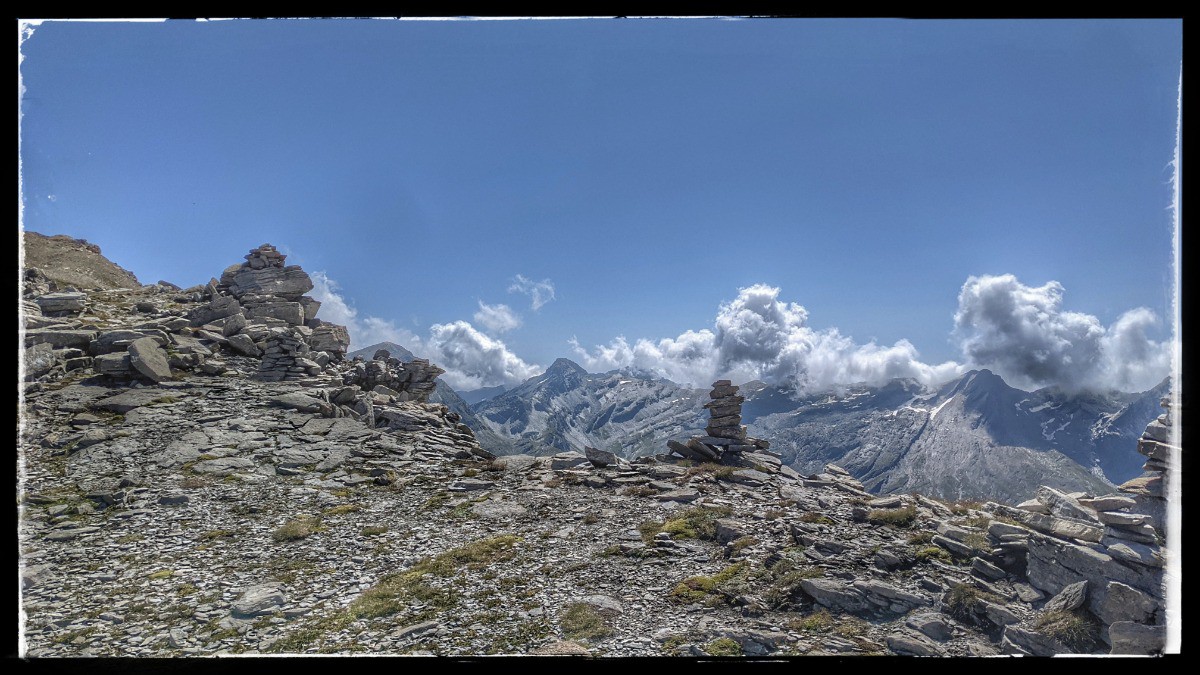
[704,637,741,656]
[560,603,613,641]
[799,512,835,525]
[867,505,918,528]
[272,516,323,542]
[1033,609,1100,653]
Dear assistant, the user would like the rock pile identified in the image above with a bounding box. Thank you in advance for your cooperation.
[257,326,324,381]
[340,349,445,404]
[666,380,770,462]
[1112,395,1176,532]
[951,400,1178,656]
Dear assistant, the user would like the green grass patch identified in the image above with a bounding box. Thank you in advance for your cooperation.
[1033,609,1100,653]
[799,512,835,525]
[361,525,388,536]
[640,505,733,543]
[907,531,934,545]
[147,569,175,580]
[728,535,759,554]
[915,546,952,563]
[560,603,613,641]
[867,505,918,528]
[322,504,361,517]
[670,562,747,605]
[270,534,522,653]
[704,637,742,656]
[683,463,736,480]
[790,609,836,632]
[272,515,324,542]
[944,583,1001,622]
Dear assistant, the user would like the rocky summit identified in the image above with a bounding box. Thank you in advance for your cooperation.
[18,239,1176,657]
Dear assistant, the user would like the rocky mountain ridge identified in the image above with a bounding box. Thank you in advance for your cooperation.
[471,359,1165,503]
[18,239,1173,657]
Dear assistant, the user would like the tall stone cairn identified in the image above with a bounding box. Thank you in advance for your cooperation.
[1112,395,1177,541]
[666,380,770,462]
[257,326,323,381]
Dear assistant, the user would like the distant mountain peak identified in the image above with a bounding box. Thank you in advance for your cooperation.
[546,357,587,377]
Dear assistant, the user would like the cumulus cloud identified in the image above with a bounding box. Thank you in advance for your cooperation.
[473,301,522,334]
[572,283,964,391]
[310,272,424,351]
[954,274,1170,392]
[508,274,556,310]
[311,272,539,390]
[427,320,542,391]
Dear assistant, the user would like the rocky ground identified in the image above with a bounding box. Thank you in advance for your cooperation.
[18,241,1174,657]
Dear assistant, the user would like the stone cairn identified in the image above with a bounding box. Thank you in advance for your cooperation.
[340,349,444,403]
[667,380,770,462]
[1110,394,1177,543]
[257,326,323,381]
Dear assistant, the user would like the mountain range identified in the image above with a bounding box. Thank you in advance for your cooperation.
[355,342,1164,503]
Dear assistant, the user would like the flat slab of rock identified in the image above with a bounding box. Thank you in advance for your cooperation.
[471,500,528,520]
[192,457,255,475]
[25,328,98,349]
[128,337,173,382]
[232,583,285,617]
[93,388,173,413]
[887,630,943,656]
[1108,622,1164,655]
[36,292,87,313]
[268,392,327,414]
[584,446,618,468]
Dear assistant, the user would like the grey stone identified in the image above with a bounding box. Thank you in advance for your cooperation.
[577,595,623,618]
[268,392,328,414]
[36,292,87,313]
[715,519,750,544]
[232,583,286,617]
[853,579,930,611]
[221,313,247,337]
[905,612,952,641]
[981,601,1021,626]
[887,630,943,656]
[584,446,618,467]
[1001,625,1069,656]
[93,388,173,413]
[1095,582,1159,626]
[24,328,99,349]
[971,556,1007,580]
[158,493,190,506]
[95,352,132,376]
[549,452,588,470]
[799,578,871,613]
[128,337,173,382]
[393,621,441,640]
[471,500,528,520]
[1078,495,1138,511]
[1108,622,1164,655]
[1035,485,1098,522]
[449,478,494,492]
[192,457,255,476]
[1103,539,1163,568]
[225,265,314,299]
[1043,580,1087,612]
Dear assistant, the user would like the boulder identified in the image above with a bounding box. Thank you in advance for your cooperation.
[128,337,173,382]
[232,583,286,618]
[35,292,87,313]
[1108,622,1164,655]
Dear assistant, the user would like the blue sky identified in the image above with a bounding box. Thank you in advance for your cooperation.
[19,18,1181,392]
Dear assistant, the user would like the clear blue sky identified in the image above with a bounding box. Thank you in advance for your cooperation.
[19,18,1181,392]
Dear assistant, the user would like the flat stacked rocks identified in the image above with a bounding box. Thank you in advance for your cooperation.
[340,349,445,404]
[667,380,770,462]
[257,326,323,381]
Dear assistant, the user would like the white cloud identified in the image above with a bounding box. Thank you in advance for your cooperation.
[427,320,542,390]
[311,272,539,390]
[473,301,522,334]
[953,274,1170,392]
[508,274,556,310]
[572,283,964,391]
[310,271,424,352]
